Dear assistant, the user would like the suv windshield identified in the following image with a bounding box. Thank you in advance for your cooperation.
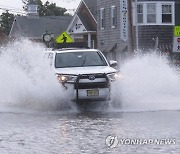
[55,51,108,68]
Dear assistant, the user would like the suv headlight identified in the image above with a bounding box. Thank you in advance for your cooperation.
[56,74,77,83]
[107,72,123,81]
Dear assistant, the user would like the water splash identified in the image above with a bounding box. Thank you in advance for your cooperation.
[112,52,180,112]
[1,40,180,113]
[0,39,75,112]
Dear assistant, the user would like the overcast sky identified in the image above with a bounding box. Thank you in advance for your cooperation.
[0,0,81,15]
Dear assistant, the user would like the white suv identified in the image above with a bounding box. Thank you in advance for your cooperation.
[50,48,118,102]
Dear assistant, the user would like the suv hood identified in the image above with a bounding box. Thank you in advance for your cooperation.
[55,66,117,75]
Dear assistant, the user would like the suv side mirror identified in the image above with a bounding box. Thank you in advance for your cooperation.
[109,60,117,67]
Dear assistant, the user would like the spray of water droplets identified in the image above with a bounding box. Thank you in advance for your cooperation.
[111,52,180,112]
[0,39,75,112]
[0,40,180,113]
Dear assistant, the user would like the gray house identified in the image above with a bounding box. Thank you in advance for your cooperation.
[97,0,180,65]
[97,0,132,66]
[132,0,180,66]
[9,0,72,43]
[132,0,179,52]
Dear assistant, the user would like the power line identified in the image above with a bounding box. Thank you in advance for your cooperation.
[0,8,26,15]
[0,5,24,11]
[0,8,73,21]
[0,6,76,15]
[0,6,26,15]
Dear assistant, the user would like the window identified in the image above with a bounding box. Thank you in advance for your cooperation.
[111,6,116,28]
[133,2,174,25]
[162,5,172,23]
[137,4,143,23]
[147,3,156,23]
[100,8,105,29]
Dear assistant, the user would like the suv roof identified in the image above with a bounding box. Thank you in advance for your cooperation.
[55,48,99,53]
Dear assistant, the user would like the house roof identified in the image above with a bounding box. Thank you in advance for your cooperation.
[10,16,72,39]
[83,0,97,21]
[67,0,97,34]
[77,12,95,31]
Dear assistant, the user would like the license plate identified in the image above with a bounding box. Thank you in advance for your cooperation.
[87,89,99,96]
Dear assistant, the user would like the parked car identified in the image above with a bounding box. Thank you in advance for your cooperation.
[49,48,119,102]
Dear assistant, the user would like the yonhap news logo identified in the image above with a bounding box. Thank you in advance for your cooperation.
[105,136,176,148]
[105,135,119,148]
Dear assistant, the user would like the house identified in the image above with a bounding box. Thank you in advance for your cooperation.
[97,0,132,65]
[97,0,180,66]
[132,0,179,52]
[131,0,180,65]
[67,0,97,48]
[9,0,72,44]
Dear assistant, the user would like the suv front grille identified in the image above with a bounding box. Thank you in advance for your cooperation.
[75,74,109,89]
[79,74,107,79]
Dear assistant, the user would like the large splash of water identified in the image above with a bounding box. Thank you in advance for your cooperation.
[0,40,180,113]
[112,52,180,112]
[0,39,73,112]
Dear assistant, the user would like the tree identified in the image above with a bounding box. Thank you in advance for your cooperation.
[42,1,68,16]
[0,10,15,35]
[22,0,70,16]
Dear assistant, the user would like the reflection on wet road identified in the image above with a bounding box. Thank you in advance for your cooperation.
[0,110,180,154]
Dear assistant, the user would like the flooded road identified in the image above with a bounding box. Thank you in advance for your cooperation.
[1,40,180,153]
[0,110,180,154]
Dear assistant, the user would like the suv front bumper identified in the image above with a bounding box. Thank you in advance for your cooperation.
[63,74,110,101]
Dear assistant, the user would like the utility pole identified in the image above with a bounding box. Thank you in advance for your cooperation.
[135,0,139,51]
[128,0,134,55]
